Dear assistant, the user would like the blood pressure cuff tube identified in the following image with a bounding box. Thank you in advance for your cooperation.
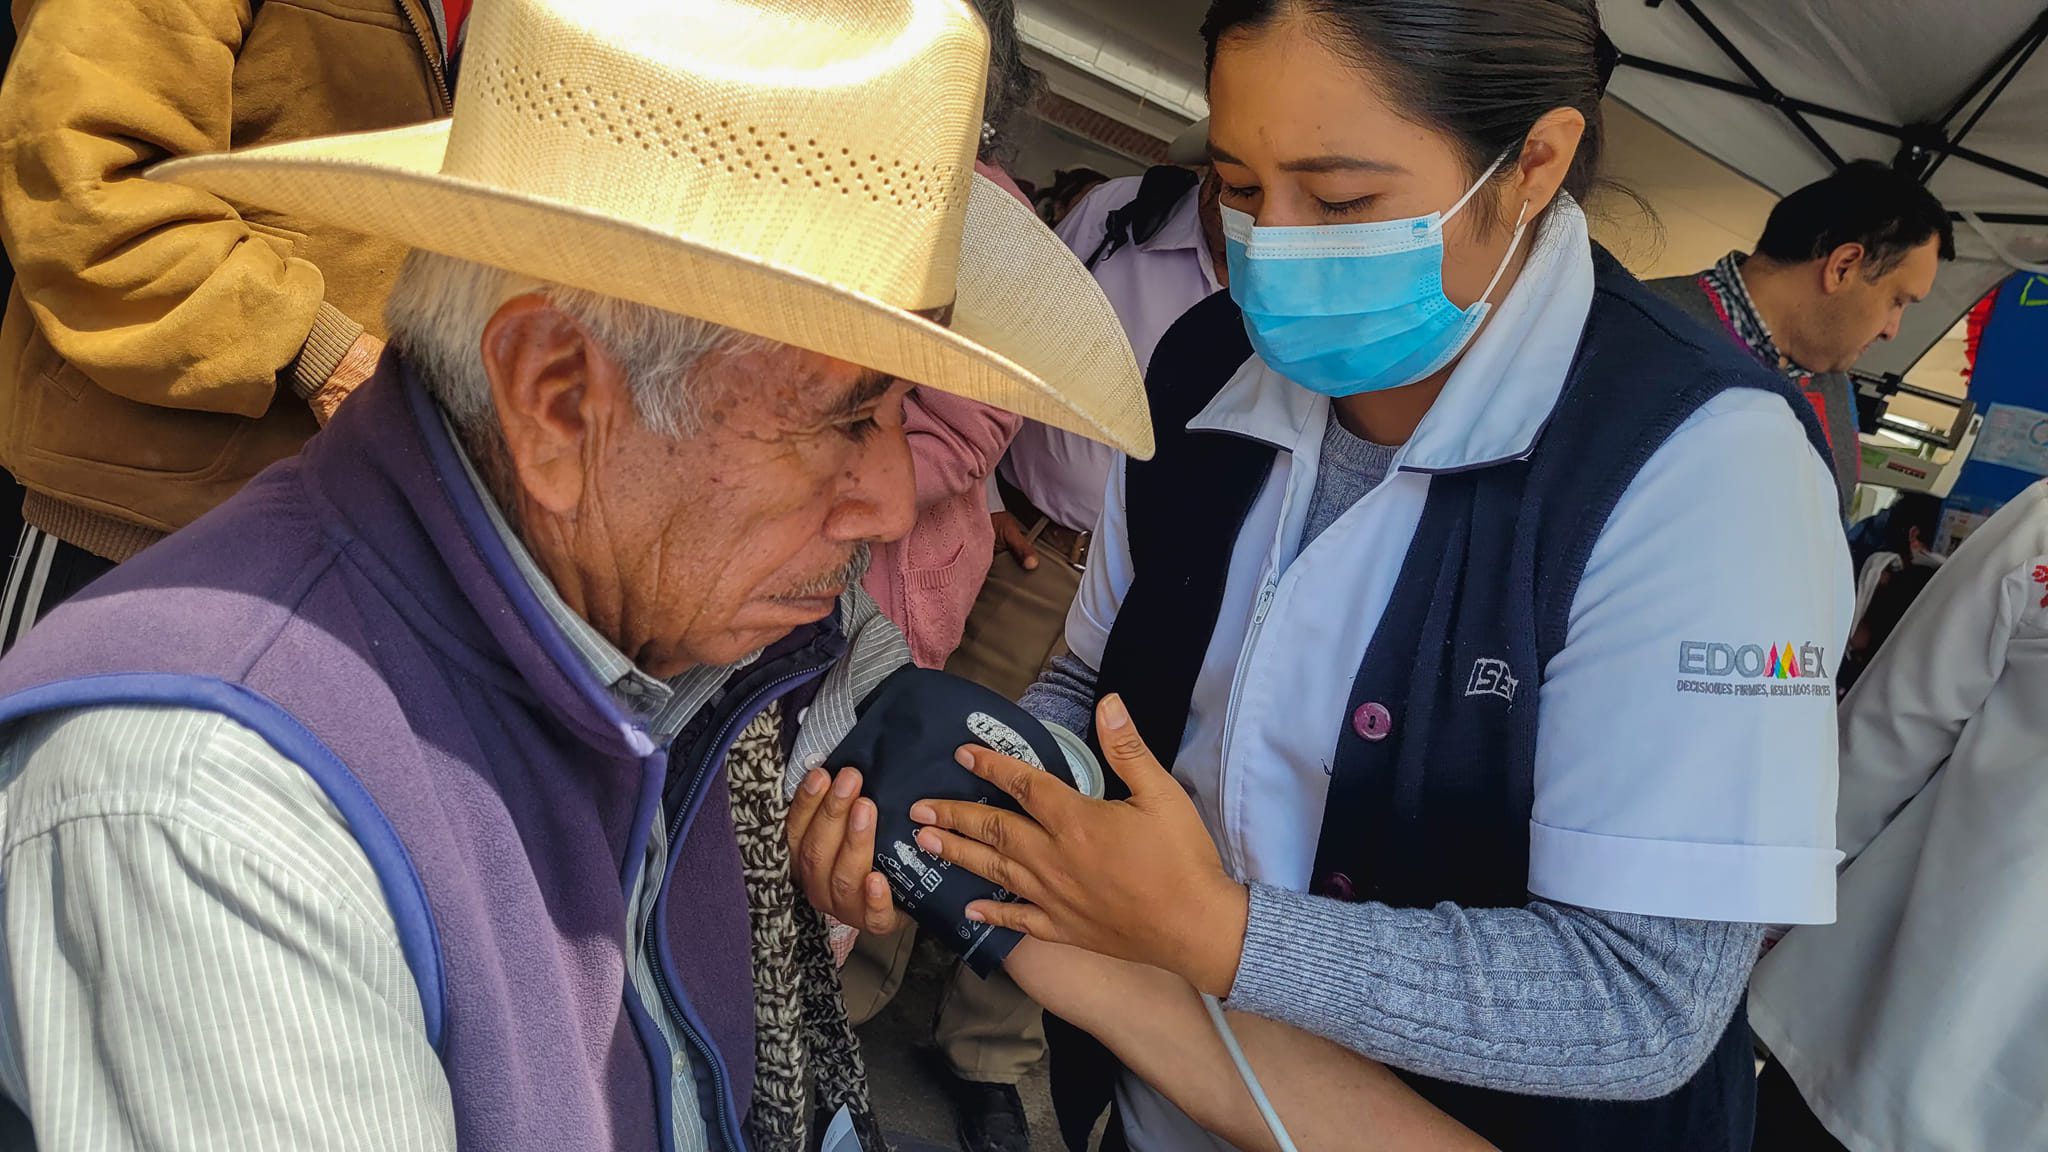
[830,666,1104,977]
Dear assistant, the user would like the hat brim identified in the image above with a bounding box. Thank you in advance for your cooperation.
[150,121,1153,458]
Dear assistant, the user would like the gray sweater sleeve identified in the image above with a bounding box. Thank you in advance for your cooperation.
[1017,651,1099,736]
[1019,652,1758,1100]
[1229,884,1764,1100]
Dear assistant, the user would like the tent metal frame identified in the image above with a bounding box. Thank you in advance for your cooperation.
[1618,0,2048,226]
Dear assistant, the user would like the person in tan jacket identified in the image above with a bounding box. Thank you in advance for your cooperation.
[0,0,462,647]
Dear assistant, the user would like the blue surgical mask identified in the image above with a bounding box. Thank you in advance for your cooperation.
[1222,155,1529,397]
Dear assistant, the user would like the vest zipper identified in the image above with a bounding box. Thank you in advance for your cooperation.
[644,663,823,1152]
[396,0,453,112]
[1216,576,1277,878]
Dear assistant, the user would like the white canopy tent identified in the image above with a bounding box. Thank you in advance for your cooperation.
[1604,0,2048,380]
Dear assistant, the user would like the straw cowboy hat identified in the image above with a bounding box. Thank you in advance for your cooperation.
[149,0,1152,457]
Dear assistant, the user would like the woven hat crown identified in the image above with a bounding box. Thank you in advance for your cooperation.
[146,0,1155,458]
[446,0,987,311]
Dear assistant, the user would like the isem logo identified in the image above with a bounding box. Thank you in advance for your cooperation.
[1465,658,1519,703]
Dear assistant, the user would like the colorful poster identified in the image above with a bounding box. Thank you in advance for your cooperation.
[1970,402,2048,477]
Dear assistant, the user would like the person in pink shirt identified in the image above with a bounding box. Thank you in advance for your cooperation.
[843,8,1051,1151]
[859,161,1029,669]
[856,1,1038,671]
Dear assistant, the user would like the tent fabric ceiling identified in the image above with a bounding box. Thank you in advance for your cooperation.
[1016,0,2047,377]
[1603,0,2048,375]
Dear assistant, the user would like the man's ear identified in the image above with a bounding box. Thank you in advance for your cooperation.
[1821,243,1866,295]
[481,295,623,518]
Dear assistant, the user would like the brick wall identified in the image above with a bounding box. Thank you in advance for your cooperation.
[1031,91,1171,166]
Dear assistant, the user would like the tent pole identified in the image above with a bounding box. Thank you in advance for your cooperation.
[1614,59,2048,193]
[1943,141,2048,194]
[1932,9,2048,133]
[1620,4,2048,195]
[1614,56,1901,137]
[1666,0,1846,168]
[1922,15,2048,184]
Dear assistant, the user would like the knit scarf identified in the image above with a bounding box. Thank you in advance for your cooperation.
[728,702,889,1152]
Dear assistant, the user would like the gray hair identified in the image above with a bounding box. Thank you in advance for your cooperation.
[382,249,766,443]
[965,0,1042,163]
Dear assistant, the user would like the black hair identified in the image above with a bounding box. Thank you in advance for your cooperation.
[1840,562,1937,694]
[1880,492,1945,557]
[965,0,1042,163]
[1754,160,1957,276]
[1039,168,1109,211]
[1198,0,1613,205]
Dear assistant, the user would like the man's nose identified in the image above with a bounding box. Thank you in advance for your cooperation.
[830,425,918,545]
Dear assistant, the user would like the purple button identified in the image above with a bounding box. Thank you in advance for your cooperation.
[1318,872,1357,901]
[1353,701,1392,742]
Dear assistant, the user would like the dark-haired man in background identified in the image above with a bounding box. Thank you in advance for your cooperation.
[1649,161,1955,517]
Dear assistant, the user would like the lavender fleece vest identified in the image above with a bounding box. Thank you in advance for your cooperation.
[0,361,830,1152]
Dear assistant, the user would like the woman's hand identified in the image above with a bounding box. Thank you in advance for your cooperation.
[910,694,1250,997]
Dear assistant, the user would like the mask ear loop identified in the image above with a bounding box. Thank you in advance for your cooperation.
[1438,151,1513,228]
[1476,198,1533,307]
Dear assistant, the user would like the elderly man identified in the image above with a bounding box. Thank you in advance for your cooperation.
[0,2,1147,1151]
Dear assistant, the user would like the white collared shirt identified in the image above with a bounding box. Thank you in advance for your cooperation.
[996,176,1224,532]
[1751,481,2048,1152]
[1068,196,1850,919]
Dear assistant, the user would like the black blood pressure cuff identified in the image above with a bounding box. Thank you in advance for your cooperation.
[830,666,1103,977]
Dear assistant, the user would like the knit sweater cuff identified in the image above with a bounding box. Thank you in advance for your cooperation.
[1227,882,1334,1015]
[288,303,365,401]
[1017,652,1097,736]
[1224,882,1766,1100]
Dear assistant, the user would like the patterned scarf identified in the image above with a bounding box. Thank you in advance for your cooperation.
[1699,251,1802,380]
[727,703,889,1152]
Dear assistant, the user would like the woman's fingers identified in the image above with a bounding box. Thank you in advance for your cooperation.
[912,797,1048,865]
[913,823,1041,904]
[950,743,1079,827]
[1094,694,1174,800]
[966,898,1060,942]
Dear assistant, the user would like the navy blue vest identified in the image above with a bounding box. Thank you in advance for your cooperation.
[1054,249,1832,1151]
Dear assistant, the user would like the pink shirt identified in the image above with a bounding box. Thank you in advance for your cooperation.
[861,162,1028,667]
[997,175,1223,533]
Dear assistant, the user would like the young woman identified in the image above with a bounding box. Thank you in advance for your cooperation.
[925,0,1852,1146]
[798,1,1848,1148]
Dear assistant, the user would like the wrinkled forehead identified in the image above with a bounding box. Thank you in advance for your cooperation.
[717,303,945,427]
[710,340,896,428]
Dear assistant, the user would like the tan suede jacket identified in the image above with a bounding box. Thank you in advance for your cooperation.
[0,0,450,560]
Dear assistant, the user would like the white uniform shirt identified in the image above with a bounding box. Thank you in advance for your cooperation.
[996,175,1223,532]
[1070,199,1851,1151]
[1751,481,2048,1152]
